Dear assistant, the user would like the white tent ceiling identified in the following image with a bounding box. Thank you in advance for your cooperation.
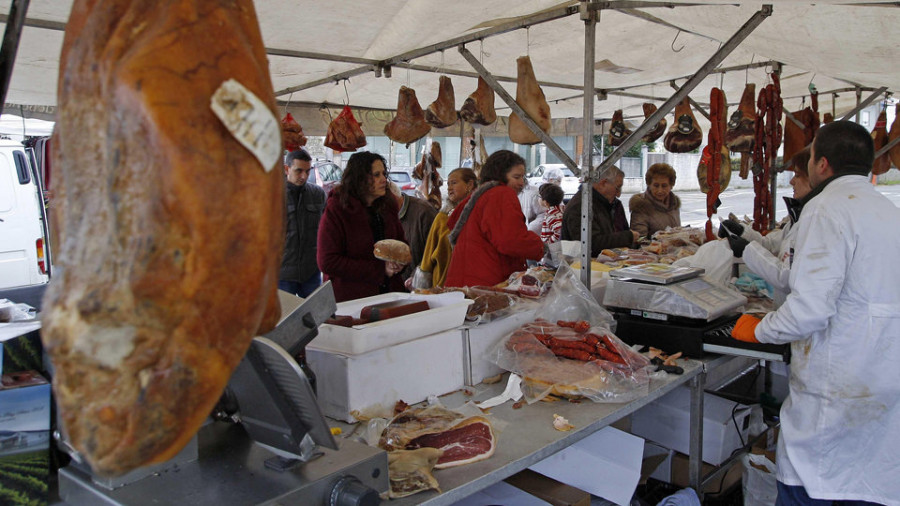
[1,1,898,136]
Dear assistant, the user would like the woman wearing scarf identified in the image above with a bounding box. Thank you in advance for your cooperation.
[417,168,478,288]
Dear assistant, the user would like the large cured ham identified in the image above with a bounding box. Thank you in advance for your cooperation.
[508,56,551,145]
[385,86,432,145]
[380,405,496,469]
[324,105,367,152]
[45,0,283,476]
[889,104,900,170]
[459,76,496,126]
[724,84,756,153]
[664,97,702,153]
[782,94,819,166]
[424,76,457,128]
[608,109,631,147]
[642,103,666,143]
[872,109,891,175]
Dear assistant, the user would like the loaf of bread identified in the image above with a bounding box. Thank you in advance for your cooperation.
[43,0,283,477]
[374,239,412,265]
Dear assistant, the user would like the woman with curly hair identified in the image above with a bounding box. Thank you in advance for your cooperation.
[317,152,406,302]
[629,162,681,238]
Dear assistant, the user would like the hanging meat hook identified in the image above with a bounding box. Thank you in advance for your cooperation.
[671,30,685,53]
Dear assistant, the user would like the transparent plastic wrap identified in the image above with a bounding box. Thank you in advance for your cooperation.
[535,262,614,329]
[672,239,734,285]
[465,287,519,324]
[603,278,708,320]
[489,319,652,403]
[496,266,555,298]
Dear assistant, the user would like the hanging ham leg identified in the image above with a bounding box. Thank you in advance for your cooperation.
[872,109,891,175]
[459,76,496,126]
[889,104,900,170]
[664,97,702,153]
[642,103,666,143]
[325,105,367,152]
[783,92,819,165]
[725,83,756,153]
[425,76,458,128]
[508,56,551,145]
[608,109,631,147]
[384,86,432,145]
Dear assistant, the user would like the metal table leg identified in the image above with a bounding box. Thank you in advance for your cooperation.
[689,372,705,497]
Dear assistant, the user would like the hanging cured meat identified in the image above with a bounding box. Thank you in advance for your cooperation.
[872,108,891,175]
[698,146,732,194]
[823,112,834,124]
[889,104,900,170]
[751,74,783,233]
[608,109,631,147]
[325,105,367,152]
[459,76,497,126]
[700,88,729,241]
[385,86,432,145]
[424,76,458,128]
[281,112,308,151]
[782,93,819,167]
[508,56,552,145]
[642,103,667,143]
[725,84,756,179]
[45,0,283,477]
[414,142,443,209]
[664,97,703,153]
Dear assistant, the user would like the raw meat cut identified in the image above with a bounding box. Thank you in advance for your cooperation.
[642,103,666,143]
[724,83,756,153]
[380,405,496,469]
[425,76,458,128]
[664,97,702,153]
[608,109,631,146]
[889,104,900,170]
[384,86,431,145]
[281,112,307,151]
[325,105,367,152]
[45,0,283,476]
[782,93,819,166]
[508,56,551,145]
[459,76,497,126]
[872,108,891,175]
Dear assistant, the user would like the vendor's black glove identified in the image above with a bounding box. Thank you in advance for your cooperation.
[717,219,744,239]
[726,234,750,258]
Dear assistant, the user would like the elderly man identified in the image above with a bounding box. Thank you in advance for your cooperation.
[561,165,638,256]
[731,121,900,505]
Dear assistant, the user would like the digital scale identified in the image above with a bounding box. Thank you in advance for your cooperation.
[602,264,790,362]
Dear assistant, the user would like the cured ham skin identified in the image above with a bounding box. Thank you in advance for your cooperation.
[325,105,367,152]
[889,104,900,170]
[872,109,891,175]
[664,97,702,153]
[44,0,283,476]
[508,56,551,145]
[725,83,756,153]
[608,109,631,147]
[425,76,457,128]
[642,103,666,143]
[459,76,496,126]
[384,86,431,145]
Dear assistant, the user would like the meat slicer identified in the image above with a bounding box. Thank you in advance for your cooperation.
[57,282,388,506]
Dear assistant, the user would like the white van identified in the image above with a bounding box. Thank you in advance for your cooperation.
[0,139,51,291]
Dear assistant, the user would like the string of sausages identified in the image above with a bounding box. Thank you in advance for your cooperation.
[752,73,783,232]
[505,319,628,365]
[705,87,727,242]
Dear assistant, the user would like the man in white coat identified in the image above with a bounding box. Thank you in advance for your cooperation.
[731,121,900,505]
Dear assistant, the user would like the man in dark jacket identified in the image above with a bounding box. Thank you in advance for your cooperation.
[561,165,638,256]
[279,149,326,297]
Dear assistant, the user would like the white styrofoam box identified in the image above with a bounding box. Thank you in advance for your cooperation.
[308,329,464,422]
[464,310,536,386]
[450,480,551,506]
[530,426,644,506]
[630,386,752,465]
[311,292,472,355]
[642,441,674,483]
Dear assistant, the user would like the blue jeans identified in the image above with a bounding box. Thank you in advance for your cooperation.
[777,482,883,506]
[278,272,322,298]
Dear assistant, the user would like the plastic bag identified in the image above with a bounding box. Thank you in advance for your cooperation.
[464,287,518,324]
[533,262,614,329]
[489,318,651,403]
[741,453,777,506]
[672,239,734,285]
[410,267,433,291]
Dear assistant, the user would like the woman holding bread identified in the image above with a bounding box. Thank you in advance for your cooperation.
[417,167,478,288]
[317,152,407,302]
[444,151,544,287]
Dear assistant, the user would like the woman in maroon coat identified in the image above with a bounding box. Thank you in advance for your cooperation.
[445,150,544,287]
[317,152,406,302]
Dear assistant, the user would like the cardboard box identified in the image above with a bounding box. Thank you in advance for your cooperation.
[453,479,553,506]
[670,451,741,498]
[630,386,751,465]
[308,329,464,422]
[464,310,536,386]
[0,370,51,506]
[505,469,589,506]
[528,426,644,506]
[641,441,674,484]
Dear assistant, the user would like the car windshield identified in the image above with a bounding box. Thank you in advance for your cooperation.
[389,172,411,183]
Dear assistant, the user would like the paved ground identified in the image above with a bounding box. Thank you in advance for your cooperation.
[620,184,900,229]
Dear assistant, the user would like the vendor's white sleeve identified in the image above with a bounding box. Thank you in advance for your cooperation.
[742,241,790,295]
[741,227,782,256]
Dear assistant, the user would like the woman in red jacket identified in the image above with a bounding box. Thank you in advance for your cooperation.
[317,152,406,302]
[445,150,544,287]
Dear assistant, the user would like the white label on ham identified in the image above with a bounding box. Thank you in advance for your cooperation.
[210,78,281,173]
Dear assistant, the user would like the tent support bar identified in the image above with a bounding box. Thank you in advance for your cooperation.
[669,81,710,120]
[580,0,598,288]
[0,0,29,112]
[783,110,806,129]
[266,48,379,66]
[875,135,900,159]
[0,13,63,31]
[597,5,772,174]
[397,63,590,92]
[276,65,375,96]
[840,87,888,121]
[458,45,580,175]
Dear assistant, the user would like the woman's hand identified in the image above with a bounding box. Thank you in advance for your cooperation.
[385,261,405,277]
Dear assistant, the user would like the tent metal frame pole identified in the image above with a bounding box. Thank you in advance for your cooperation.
[669,81,710,120]
[0,0,29,113]
[580,1,598,288]
[266,48,379,66]
[596,4,773,174]
[855,88,862,122]
[457,45,580,174]
[397,62,590,92]
[842,87,886,121]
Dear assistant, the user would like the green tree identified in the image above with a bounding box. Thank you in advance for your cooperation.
[593,135,652,158]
